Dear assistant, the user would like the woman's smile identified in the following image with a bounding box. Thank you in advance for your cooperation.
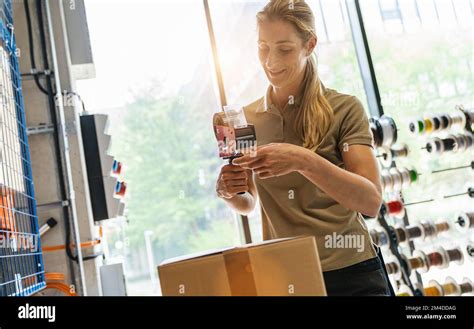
[268,69,286,79]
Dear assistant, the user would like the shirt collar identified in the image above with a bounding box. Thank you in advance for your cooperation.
[257,82,326,113]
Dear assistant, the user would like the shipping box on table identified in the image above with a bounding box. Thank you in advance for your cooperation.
[157,235,326,296]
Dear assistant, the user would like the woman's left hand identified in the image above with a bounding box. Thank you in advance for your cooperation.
[232,143,310,179]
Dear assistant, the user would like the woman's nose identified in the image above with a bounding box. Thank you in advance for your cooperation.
[265,51,280,70]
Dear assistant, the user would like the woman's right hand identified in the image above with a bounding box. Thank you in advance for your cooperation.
[216,164,249,199]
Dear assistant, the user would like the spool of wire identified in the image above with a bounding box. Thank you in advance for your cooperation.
[409,109,469,135]
[385,256,402,280]
[370,115,397,147]
[427,247,449,269]
[406,224,424,240]
[389,168,403,191]
[454,212,474,232]
[424,280,444,296]
[394,226,408,244]
[459,107,474,129]
[459,278,473,295]
[430,116,442,132]
[397,284,413,297]
[452,133,473,152]
[380,170,394,192]
[393,144,410,157]
[379,144,409,167]
[434,221,450,235]
[409,119,425,134]
[442,277,461,296]
[427,250,444,267]
[446,247,464,265]
[399,168,411,189]
[369,228,390,249]
[425,134,473,154]
[423,118,434,133]
[425,137,443,154]
[384,200,405,218]
[420,220,437,239]
[411,250,429,273]
[438,113,451,130]
[466,244,474,262]
[409,256,427,273]
[451,109,467,128]
[380,167,418,192]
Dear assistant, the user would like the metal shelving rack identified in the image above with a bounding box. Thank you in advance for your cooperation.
[0,0,46,296]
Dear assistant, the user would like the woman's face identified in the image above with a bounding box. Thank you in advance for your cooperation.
[258,19,315,89]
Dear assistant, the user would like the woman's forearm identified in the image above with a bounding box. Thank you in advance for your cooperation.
[220,192,256,216]
[297,150,382,217]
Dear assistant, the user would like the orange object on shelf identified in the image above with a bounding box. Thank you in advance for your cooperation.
[0,188,16,234]
[44,282,77,296]
[42,239,101,252]
[45,272,66,281]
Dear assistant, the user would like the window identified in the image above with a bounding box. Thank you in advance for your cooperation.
[78,0,242,295]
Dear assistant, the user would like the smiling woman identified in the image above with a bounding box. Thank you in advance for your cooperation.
[216,0,392,296]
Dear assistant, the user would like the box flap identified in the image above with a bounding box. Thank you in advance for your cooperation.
[159,246,236,266]
[159,235,312,266]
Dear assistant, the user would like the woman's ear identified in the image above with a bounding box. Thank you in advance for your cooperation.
[306,36,317,56]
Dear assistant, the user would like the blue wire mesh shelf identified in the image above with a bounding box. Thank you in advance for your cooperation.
[0,0,46,296]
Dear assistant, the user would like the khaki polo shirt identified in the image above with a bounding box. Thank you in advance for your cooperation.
[243,84,377,272]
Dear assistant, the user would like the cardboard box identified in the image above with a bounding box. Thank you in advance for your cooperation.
[157,236,326,296]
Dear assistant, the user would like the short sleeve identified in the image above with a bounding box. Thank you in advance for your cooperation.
[337,96,374,151]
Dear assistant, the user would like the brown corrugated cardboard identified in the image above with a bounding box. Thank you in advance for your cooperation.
[157,236,326,296]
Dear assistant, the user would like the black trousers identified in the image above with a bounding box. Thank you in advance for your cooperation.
[323,245,395,296]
